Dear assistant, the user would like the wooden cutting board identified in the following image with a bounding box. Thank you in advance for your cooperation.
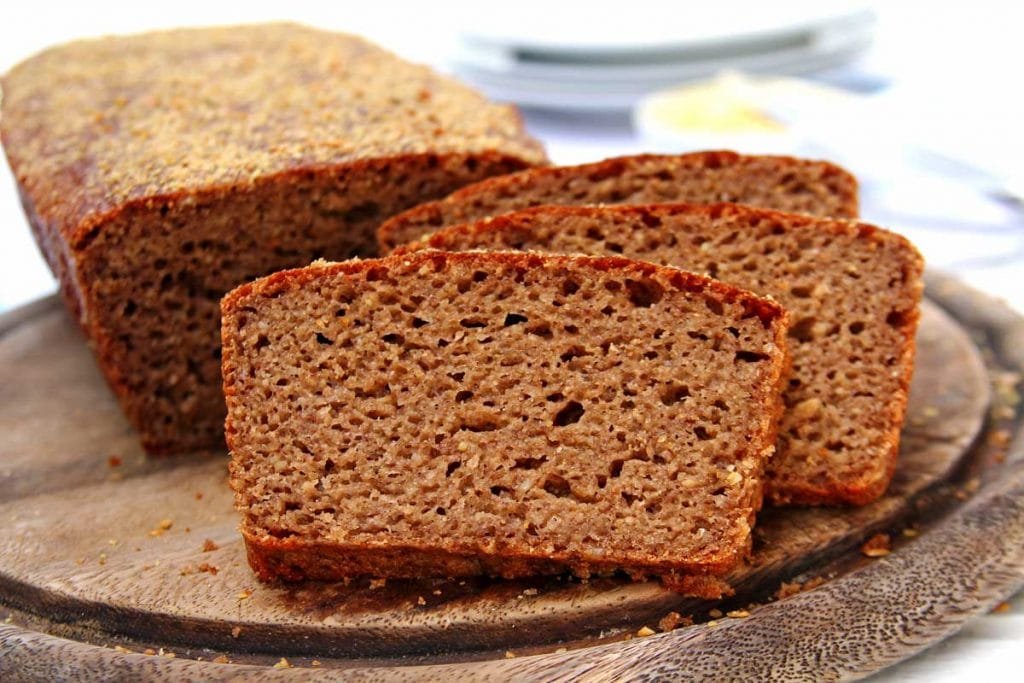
[1,272,1022,681]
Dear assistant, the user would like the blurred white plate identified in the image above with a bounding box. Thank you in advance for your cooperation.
[453,2,875,110]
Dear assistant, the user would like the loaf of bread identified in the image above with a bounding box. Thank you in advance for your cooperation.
[222,250,789,593]
[376,151,858,252]
[0,24,547,453]
[399,203,924,505]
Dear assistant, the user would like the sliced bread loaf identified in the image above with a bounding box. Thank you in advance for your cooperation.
[1,24,546,454]
[398,204,924,505]
[376,151,858,252]
[222,250,789,593]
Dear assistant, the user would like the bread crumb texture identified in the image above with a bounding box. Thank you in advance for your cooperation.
[401,202,924,505]
[222,250,789,589]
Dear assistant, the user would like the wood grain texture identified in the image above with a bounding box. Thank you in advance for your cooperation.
[0,271,1020,682]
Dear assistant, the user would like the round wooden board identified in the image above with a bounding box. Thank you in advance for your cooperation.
[1,271,1022,681]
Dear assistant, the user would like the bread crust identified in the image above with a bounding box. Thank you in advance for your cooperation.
[224,250,791,591]
[376,151,859,252]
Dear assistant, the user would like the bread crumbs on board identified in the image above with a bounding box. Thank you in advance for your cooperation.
[861,533,892,558]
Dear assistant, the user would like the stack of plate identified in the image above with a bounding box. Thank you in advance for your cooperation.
[451,2,875,111]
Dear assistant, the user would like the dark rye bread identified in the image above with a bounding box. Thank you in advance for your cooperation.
[0,23,547,454]
[376,151,858,252]
[399,204,924,505]
[222,250,789,593]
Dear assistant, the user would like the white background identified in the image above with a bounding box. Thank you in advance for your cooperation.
[0,2,1021,678]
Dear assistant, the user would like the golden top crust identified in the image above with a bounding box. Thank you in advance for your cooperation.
[0,23,547,245]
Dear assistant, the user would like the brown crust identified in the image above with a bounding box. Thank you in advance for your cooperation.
[396,202,924,506]
[376,150,859,251]
[1,24,548,247]
[224,249,791,590]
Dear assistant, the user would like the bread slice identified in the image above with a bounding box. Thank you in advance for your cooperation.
[376,151,858,252]
[399,204,924,505]
[0,23,547,454]
[222,250,789,593]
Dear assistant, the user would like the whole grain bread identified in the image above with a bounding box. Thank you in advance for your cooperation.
[376,151,858,252]
[222,250,789,592]
[0,23,547,453]
[399,203,924,505]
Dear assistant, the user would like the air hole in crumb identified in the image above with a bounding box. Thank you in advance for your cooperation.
[335,308,347,317]
[436,507,446,515]
[712,486,727,496]
[886,310,908,327]
[849,321,865,335]
[526,323,553,338]
[490,485,510,496]
[624,278,664,307]
[381,333,404,345]
[622,492,640,506]
[458,420,501,433]
[560,346,586,362]
[604,280,622,292]
[660,384,690,406]
[726,326,739,338]
[735,350,768,362]
[542,474,572,497]
[553,401,585,426]
[606,242,625,254]
[791,285,813,298]
[705,297,724,315]
[455,390,473,402]
[562,279,581,295]
[585,227,605,240]
[445,461,461,477]
[600,305,614,316]
[640,211,662,228]
[255,335,270,350]
[448,371,465,382]
[596,474,608,489]
[564,324,579,334]
[643,351,658,360]
[610,459,625,478]
[412,317,429,328]
[460,318,487,329]
[789,317,817,343]
[323,459,336,474]
[694,426,714,441]
[503,313,528,326]
[472,270,488,282]
[826,440,845,452]
[546,392,565,402]
[513,456,547,470]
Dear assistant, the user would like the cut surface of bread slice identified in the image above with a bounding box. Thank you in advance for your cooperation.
[376,151,858,252]
[399,203,924,505]
[222,250,789,593]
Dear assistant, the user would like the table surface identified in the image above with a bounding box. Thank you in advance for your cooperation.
[0,3,1020,679]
